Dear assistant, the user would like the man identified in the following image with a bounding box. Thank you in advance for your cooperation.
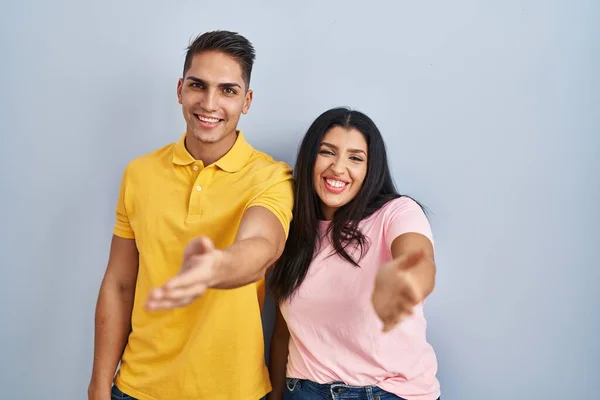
[88,31,294,400]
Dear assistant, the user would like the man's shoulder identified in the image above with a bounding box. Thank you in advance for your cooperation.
[125,141,176,172]
[245,147,292,177]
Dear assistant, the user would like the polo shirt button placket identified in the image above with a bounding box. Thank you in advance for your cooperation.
[188,164,205,219]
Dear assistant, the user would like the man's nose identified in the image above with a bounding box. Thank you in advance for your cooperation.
[200,89,218,112]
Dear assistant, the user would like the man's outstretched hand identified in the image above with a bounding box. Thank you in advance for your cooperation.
[146,236,222,311]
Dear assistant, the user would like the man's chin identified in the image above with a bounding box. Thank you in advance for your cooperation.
[189,130,224,144]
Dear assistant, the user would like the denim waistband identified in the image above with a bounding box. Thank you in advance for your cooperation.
[286,378,406,399]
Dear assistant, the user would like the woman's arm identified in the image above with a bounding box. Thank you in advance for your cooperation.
[372,232,436,331]
[391,232,436,298]
[267,305,291,400]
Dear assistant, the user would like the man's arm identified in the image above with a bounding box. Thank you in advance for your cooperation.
[146,206,286,310]
[212,205,286,288]
[88,235,139,400]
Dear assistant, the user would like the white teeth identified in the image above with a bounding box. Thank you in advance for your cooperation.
[197,115,220,123]
[326,179,347,188]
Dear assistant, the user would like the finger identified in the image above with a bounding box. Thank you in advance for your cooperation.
[147,287,165,302]
[396,289,418,313]
[145,287,169,309]
[373,300,410,330]
[395,280,420,305]
[382,314,405,332]
[146,279,209,310]
[160,284,208,304]
[183,236,214,259]
[383,317,407,332]
[165,256,213,290]
[383,290,415,325]
[150,296,193,310]
[382,321,397,333]
[382,304,414,332]
[393,268,423,304]
[146,295,197,311]
[388,302,413,325]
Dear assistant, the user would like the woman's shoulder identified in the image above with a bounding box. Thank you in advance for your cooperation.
[368,196,425,222]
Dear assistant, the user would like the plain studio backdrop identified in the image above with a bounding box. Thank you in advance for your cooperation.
[1,0,598,399]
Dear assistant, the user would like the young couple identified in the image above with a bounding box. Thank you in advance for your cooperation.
[88,30,441,400]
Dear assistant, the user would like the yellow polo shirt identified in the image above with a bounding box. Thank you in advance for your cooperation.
[112,131,294,400]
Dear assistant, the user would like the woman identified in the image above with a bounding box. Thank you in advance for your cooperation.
[267,107,440,400]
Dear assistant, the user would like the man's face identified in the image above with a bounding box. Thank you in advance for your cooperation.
[177,51,253,146]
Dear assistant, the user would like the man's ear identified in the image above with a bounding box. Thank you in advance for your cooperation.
[177,78,184,104]
[242,89,253,114]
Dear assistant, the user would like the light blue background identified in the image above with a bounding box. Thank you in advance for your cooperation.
[1,1,598,399]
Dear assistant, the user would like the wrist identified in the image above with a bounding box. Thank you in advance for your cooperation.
[88,375,113,393]
[405,264,434,301]
[88,384,111,399]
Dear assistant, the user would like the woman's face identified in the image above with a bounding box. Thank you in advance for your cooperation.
[312,126,368,220]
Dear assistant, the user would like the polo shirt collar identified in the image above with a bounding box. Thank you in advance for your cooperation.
[215,131,253,172]
[172,133,195,166]
[172,131,253,172]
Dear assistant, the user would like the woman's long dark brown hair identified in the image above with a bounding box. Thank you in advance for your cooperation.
[269,107,423,302]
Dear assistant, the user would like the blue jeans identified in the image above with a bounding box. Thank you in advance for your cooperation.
[111,385,136,400]
[284,378,441,400]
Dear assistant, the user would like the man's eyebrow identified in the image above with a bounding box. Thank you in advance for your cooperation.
[186,76,242,89]
[218,82,242,89]
[185,76,205,84]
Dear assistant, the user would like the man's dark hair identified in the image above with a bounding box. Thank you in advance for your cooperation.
[183,30,256,88]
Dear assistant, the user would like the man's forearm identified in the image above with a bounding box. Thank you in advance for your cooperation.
[89,279,135,393]
[210,237,278,289]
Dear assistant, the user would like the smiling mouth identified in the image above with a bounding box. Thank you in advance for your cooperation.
[325,178,347,188]
[323,178,349,193]
[194,114,223,124]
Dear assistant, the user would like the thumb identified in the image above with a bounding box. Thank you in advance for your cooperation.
[183,236,215,259]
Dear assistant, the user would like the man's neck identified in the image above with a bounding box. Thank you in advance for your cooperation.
[184,131,238,166]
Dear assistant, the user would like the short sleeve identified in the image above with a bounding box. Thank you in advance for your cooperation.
[383,197,433,250]
[247,162,294,239]
[113,164,135,239]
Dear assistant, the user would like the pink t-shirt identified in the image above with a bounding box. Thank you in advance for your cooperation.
[279,197,440,400]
